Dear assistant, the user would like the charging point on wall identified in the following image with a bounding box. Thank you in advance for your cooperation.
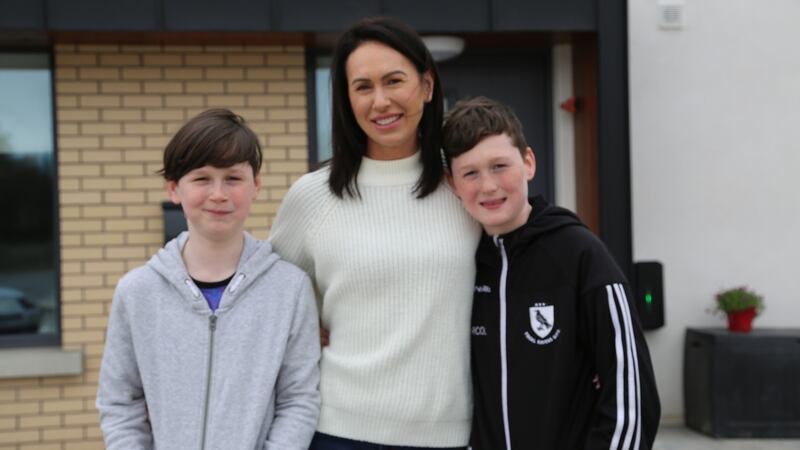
[633,261,665,330]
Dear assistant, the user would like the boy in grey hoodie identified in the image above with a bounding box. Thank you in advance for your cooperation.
[96,109,321,450]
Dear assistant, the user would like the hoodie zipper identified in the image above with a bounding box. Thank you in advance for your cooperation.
[494,236,512,450]
[200,314,217,450]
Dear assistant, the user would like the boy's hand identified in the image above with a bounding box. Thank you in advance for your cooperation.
[320,327,329,347]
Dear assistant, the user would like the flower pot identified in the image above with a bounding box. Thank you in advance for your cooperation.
[727,307,756,333]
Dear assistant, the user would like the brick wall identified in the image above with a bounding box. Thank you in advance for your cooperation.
[0,42,308,449]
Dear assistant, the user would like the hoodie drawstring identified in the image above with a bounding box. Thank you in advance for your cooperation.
[228,273,246,294]
[184,279,202,298]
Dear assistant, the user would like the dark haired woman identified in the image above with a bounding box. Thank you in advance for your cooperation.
[270,17,479,449]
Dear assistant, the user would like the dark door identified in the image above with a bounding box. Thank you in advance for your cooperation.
[438,48,553,201]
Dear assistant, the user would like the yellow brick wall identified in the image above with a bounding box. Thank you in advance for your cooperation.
[0,42,308,449]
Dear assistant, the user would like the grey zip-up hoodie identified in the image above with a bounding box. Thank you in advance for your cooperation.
[97,232,321,450]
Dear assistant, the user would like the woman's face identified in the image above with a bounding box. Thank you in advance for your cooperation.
[345,41,433,160]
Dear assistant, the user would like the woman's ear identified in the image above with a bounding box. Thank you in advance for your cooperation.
[422,71,434,102]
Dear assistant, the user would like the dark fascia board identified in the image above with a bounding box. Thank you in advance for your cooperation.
[163,0,273,32]
[384,0,490,33]
[5,0,599,33]
[46,0,160,31]
[0,0,45,29]
[0,31,50,47]
[273,0,380,32]
[492,0,595,31]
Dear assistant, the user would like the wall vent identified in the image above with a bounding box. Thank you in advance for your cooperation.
[658,0,685,30]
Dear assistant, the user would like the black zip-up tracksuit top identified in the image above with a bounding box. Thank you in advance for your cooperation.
[470,196,660,450]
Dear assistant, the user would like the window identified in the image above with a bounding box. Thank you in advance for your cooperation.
[312,55,332,165]
[0,52,59,347]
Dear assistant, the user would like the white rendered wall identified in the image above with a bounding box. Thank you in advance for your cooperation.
[629,0,800,422]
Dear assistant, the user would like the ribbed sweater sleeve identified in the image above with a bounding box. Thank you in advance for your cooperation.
[269,153,481,447]
[269,169,331,281]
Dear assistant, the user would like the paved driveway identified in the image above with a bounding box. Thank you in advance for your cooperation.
[655,426,800,450]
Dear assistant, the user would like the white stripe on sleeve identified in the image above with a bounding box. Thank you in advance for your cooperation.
[615,283,642,450]
[606,285,625,450]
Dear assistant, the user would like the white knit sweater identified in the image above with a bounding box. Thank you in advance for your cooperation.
[269,152,481,446]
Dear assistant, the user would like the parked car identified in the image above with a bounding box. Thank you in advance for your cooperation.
[0,286,42,333]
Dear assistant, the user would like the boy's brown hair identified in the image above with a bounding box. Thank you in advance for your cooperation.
[442,96,528,169]
[159,108,262,181]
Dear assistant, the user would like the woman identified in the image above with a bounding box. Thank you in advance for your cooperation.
[269,17,480,449]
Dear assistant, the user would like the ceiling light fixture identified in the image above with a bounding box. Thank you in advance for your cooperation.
[421,36,465,62]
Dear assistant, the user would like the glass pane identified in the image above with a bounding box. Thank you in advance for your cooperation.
[315,56,332,163]
[0,53,58,344]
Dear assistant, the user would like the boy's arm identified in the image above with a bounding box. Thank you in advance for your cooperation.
[583,281,660,450]
[264,274,321,449]
[96,286,154,450]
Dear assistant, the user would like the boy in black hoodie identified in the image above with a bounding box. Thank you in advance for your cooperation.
[443,97,660,450]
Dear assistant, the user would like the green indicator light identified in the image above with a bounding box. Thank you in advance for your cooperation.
[645,293,653,304]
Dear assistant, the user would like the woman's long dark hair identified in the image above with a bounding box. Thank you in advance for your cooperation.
[328,16,445,199]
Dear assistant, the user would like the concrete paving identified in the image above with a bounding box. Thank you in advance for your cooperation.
[654,426,800,450]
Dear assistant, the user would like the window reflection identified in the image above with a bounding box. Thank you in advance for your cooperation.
[314,56,332,164]
[0,53,58,345]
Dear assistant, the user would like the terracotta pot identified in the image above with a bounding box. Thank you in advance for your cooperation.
[727,306,756,333]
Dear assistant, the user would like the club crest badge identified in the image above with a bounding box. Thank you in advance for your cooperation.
[530,305,554,338]
[525,302,561,345]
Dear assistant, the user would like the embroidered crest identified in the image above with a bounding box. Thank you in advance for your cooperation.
[529,304,554,338]
[524,302,561,345]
